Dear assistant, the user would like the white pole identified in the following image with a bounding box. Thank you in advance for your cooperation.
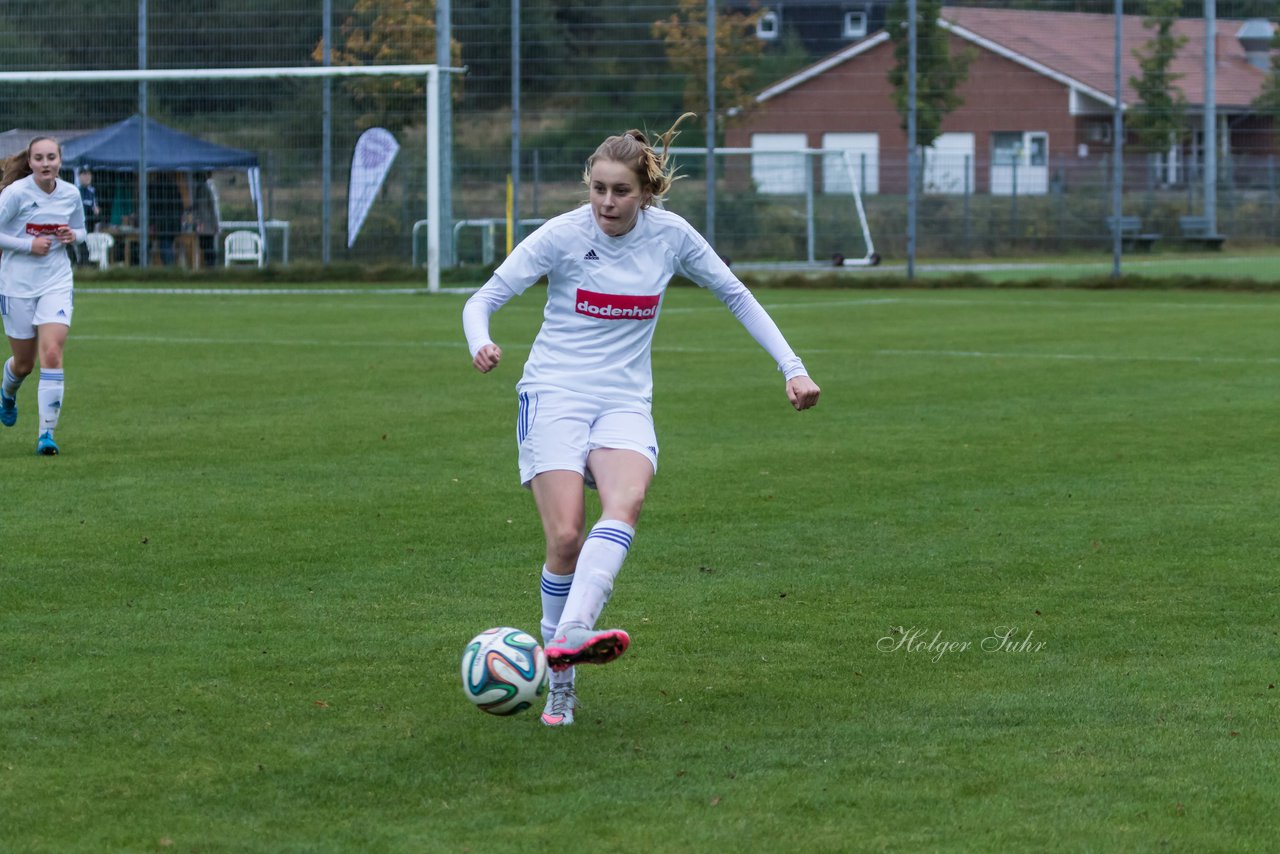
[322,0,332,266]
[705,0,716,246]
[1112,0,1123,278]
[906,0,917,281]
[0,65,446,82]
[427,66,441,294]
[1203,0,1217,234]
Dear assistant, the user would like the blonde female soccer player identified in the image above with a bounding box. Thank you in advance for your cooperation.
[0,137,86,455]
[462,115,820,726]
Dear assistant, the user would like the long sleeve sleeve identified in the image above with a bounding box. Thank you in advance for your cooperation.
[0,233,33,253]
[713,282,810,381]
[462,276,519,358]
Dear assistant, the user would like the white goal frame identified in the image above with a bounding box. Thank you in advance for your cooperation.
[667,146,879,268]
[0,64,457,292]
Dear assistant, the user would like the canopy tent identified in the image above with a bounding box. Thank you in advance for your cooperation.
[61,115,264,254]
[61,115,258,172]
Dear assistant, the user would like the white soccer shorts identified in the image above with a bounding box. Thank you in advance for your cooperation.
[516,389,658,489]
[0,291,74,339]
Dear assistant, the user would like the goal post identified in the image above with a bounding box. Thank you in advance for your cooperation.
[665,146,880,269]
[0,64,458,291]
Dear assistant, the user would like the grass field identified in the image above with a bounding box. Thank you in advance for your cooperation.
[2,283,1278,852]
[908,251,1280,283]
[907,252,1280,282]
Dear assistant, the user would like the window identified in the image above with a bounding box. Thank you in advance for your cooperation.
[1027,134,1047,168]
[1086,121,1112,144]
[992,132,1023,167]
[757,10,780,41]
[991,132,1050,195]
[843,12,868,40]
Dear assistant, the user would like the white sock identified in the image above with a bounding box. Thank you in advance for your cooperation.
[540,565,575,687]
[558,519,635,634]
[38,369,64,435]
[3,357,23,398]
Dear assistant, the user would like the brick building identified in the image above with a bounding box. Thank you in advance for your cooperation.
[725,7,1277,196]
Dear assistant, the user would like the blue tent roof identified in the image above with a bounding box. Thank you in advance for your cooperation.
[61,115,258,172]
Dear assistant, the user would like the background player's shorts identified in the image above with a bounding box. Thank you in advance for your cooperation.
[0,291,74,339]
[516,389,658,489]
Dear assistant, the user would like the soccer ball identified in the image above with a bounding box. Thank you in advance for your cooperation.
[460,627,548,716]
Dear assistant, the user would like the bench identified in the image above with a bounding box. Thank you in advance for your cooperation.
[1177,216,1226,249]
[1106,216,1161,251]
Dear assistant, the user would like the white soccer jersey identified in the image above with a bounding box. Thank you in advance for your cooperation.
[475,204,806,406]
[0,175,85,298]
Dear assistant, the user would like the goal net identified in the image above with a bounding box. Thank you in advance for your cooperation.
[0,65,448,290]
[664,146,879,269]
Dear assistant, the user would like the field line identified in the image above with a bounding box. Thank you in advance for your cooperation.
[75,333,466,349]
[76,288,1280,315]
[73,333,1280,365]
[875,348,1280,366]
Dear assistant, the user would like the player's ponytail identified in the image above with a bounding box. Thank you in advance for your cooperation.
[584,113,696,208]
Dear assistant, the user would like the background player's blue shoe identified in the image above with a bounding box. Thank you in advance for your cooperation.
[35,432,58,455]
[0,391,15,427]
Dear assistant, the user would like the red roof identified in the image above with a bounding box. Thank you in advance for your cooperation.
[756,8,1272,110]
[942,7,1269,109]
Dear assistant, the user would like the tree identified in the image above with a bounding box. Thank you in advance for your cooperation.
[1252,30,1280,115]
[1127,0,1187,159]
[886,0,973,149]
[651,0,766,119]
[313,0,461,132]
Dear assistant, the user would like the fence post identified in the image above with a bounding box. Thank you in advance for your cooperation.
[1224,151,1235,235]
[1269,155,1277,240]
[532,149,540,219]
[1010,154,1019,238]
[1144,153,1155,216]
[1053,152,1064,246]
[805,149,815,265]
[963,153,972,251]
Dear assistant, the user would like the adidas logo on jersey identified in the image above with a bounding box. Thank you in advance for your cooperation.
[583,249,600,261]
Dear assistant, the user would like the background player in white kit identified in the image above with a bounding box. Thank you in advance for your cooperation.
[462,114,820,727]
[0,137,85,455]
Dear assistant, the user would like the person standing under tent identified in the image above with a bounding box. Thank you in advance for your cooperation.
[462,114,821,727]
[193,173,221,269]
[75,168,100,266]
[0,137,86,455]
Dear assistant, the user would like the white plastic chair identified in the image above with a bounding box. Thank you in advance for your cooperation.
[223,230,264,268]
[85,232,115,270]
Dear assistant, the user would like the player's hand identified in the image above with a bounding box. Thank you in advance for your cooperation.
[786,375,820,411]
[30,236,52,256]
[55,226,74,245]
[473,343,502,373]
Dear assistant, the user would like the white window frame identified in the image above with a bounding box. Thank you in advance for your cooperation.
[843,11,868,40]
[757,10,780,41]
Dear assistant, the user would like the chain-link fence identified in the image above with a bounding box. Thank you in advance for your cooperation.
[1,1,1275,270]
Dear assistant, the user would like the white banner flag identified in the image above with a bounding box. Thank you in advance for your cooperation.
[347,128,400,248]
